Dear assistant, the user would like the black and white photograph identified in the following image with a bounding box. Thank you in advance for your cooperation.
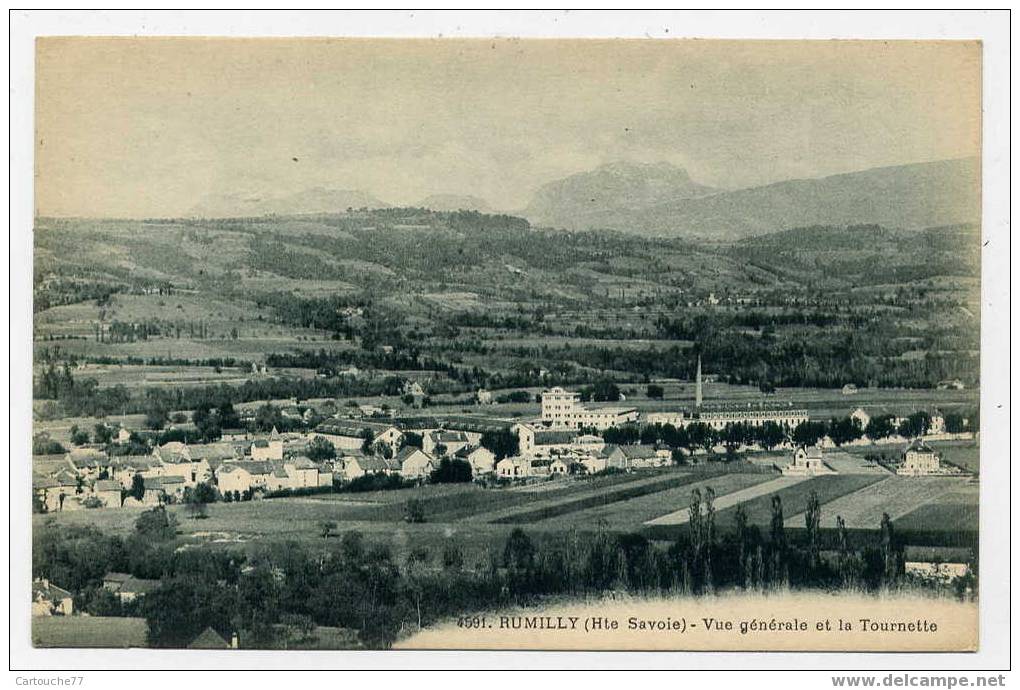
[9,9,1011,676]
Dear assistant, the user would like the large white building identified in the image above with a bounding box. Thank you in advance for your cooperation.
[645,404,808,431]
[696,405,809,431]
[540,387,637,431]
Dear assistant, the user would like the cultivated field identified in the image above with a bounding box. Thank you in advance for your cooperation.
[478,467,738,524]
[554,472,774,529]
[784,476,972,529]
[307,472,651,522]
[645,475,808,526]
[712,474,887,529]
[895,504,979,534]
[841,440,980,474]
[34,457,979,560]
[894,480,979,533]
[34,414,149,446]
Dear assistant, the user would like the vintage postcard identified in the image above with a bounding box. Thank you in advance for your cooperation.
[26,34,987,657]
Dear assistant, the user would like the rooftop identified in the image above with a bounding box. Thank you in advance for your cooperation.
[188,626,231,650]
[533,430,576,446]
[218,461,274,476]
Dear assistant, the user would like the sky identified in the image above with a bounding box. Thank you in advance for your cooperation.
[35,38,981,218]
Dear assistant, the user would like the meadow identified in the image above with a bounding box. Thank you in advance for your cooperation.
[484,467,740,524]
[32,616,149,648]
[645,475,808,526]
[801,476,974,529]
[551,472,773,529]
[713,474,887,529]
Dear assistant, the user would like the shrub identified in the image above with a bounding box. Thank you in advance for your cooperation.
[263,485,335,499]
[429,458,473,484]
[404,498,426,524]
[82,495,105,509]
[342,473,405,493]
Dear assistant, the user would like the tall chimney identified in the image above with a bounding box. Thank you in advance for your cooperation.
[695,354,703,410]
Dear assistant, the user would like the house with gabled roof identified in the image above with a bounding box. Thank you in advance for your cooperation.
[153,441,190,463]
[102,572,159,603]
[422,430,470,457]
[265,463,294,492]
[186,442,235,479]
[577,451,610,475]
[315,420,403,455]
[33,474,76,512]
[118,576,159,602]
[514,423,577,457]
[455,445,496,475]
[340,453,400,481]
[284,456,319,488]
[53,467,80,489]
[91,479,123,508]
[604,444,667,470]
[108,456,163,489]
[66,447,109,478]
[216,461,274,495]
[188,442,237,463]
[783,446,837,476]
[897,439,945,477]
[851,406,908,436]
[550,457,571,475]
[496,456,532,479]
[161,453,209,487]
[142,475,186,504]
[32,579,73,616]
[397,447,435,480]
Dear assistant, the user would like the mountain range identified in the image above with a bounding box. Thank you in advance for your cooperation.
[520,158,980,239]
[188,157,980,240]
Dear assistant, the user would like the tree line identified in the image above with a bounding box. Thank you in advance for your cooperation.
[33,494,975,651]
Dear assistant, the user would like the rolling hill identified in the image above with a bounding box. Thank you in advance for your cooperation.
[188,187,390,218]
[416,194,493,213]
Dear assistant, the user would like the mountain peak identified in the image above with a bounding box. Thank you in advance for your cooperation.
[524,160,713,227]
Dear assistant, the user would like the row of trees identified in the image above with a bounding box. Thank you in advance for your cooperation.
[600,409,976,459]
[34,489,976,651]
[602,420,790,454]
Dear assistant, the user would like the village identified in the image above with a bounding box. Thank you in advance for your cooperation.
[32,357,977,516]
[30,365,981,644]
